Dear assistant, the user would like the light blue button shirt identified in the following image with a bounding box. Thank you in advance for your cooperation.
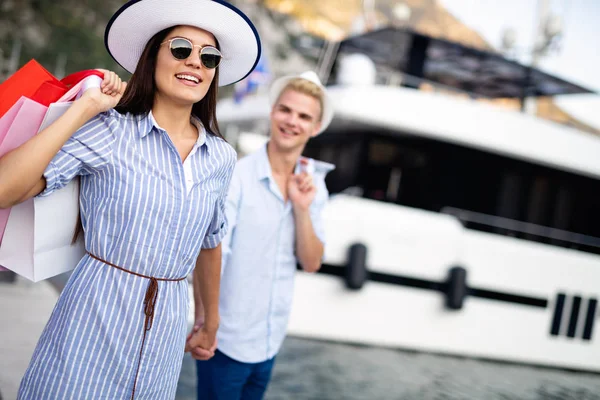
[217,144,333,363]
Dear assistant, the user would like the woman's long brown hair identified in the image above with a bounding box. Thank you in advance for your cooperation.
[73,26,223,244]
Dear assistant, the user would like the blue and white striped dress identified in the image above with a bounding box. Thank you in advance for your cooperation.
[17,109,236,400]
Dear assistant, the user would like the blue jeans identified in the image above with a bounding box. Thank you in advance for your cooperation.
[196,349,276,400]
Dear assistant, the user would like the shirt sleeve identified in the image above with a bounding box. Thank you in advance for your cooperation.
[218,166,242,270]
[39,109,120,197]
[310,175,330,245]
[309,160,335,245]
[202,147,237,249]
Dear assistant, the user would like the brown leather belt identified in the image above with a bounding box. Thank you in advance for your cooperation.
[86,252,186,399]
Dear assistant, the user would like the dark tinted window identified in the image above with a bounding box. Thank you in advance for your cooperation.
[304,130,600,255]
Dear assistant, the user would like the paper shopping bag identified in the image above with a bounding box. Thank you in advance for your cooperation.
[0,73,103,244]
[0,59,103,118]
[0,97,49,243]
[0,101,86,281]
[0,60,57,117]
[0,180,84,281]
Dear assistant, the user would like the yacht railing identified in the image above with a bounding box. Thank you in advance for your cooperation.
[441,206,600,250]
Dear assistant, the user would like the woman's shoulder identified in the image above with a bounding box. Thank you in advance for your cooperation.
[94,109,152,134]
[205,132,237,162]
[72,109,146,145]
[87,108,137,127]
[101,108,140,123]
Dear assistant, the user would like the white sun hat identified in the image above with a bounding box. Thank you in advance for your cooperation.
[104,0,261,87]
[268,71,334,134]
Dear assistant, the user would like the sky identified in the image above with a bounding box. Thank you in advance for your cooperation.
[438,0,600,128]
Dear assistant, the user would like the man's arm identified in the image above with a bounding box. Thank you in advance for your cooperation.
[293,207,324,273]
[289,167,327,273]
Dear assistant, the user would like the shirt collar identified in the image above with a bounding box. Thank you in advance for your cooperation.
[137,112,155,138]
[137,112,209,155]
[191,117,209,156]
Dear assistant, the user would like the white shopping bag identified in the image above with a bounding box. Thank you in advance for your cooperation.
[0,180,84,281]
[0,98,95,281]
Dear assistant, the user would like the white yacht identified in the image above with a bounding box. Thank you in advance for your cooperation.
[215,27,600,372]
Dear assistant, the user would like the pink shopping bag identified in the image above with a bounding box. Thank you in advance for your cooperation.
[0,97,49,244]
[0,75,102,280]
[0,73,103,245]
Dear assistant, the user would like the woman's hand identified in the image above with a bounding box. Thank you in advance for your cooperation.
[185,323,218,361]
[79,69,126,114]
[185,318,219,360]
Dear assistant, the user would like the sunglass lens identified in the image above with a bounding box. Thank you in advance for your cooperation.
[201,47,222,69]
[170,38,192,60]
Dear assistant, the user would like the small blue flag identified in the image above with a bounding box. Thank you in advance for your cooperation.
[233,52,271,103]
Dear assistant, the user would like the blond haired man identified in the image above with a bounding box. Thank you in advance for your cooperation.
[191,71,334,399]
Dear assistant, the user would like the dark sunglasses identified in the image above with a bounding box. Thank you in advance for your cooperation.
[160,37,222,69]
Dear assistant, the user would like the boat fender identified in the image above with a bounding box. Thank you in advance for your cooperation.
[445,266,467,310]
[345,243,368,290]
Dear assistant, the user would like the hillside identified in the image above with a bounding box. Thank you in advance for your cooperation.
[0,0,595,134]
[0,0,125,78]
[262,0,599,135]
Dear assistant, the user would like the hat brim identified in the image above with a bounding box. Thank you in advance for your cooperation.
[105,0,261,87]
[269,75,334,134]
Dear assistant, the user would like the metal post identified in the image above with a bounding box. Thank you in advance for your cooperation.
[524,0,550,113]
[316,40,340,85]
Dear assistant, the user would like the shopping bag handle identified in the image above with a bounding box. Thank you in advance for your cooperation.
[57,75,104,103]
[60,70,104,88]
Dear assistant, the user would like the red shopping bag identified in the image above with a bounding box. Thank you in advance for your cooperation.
[0,59,103,118]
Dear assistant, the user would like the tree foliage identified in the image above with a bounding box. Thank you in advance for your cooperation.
[1,0,126,77]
